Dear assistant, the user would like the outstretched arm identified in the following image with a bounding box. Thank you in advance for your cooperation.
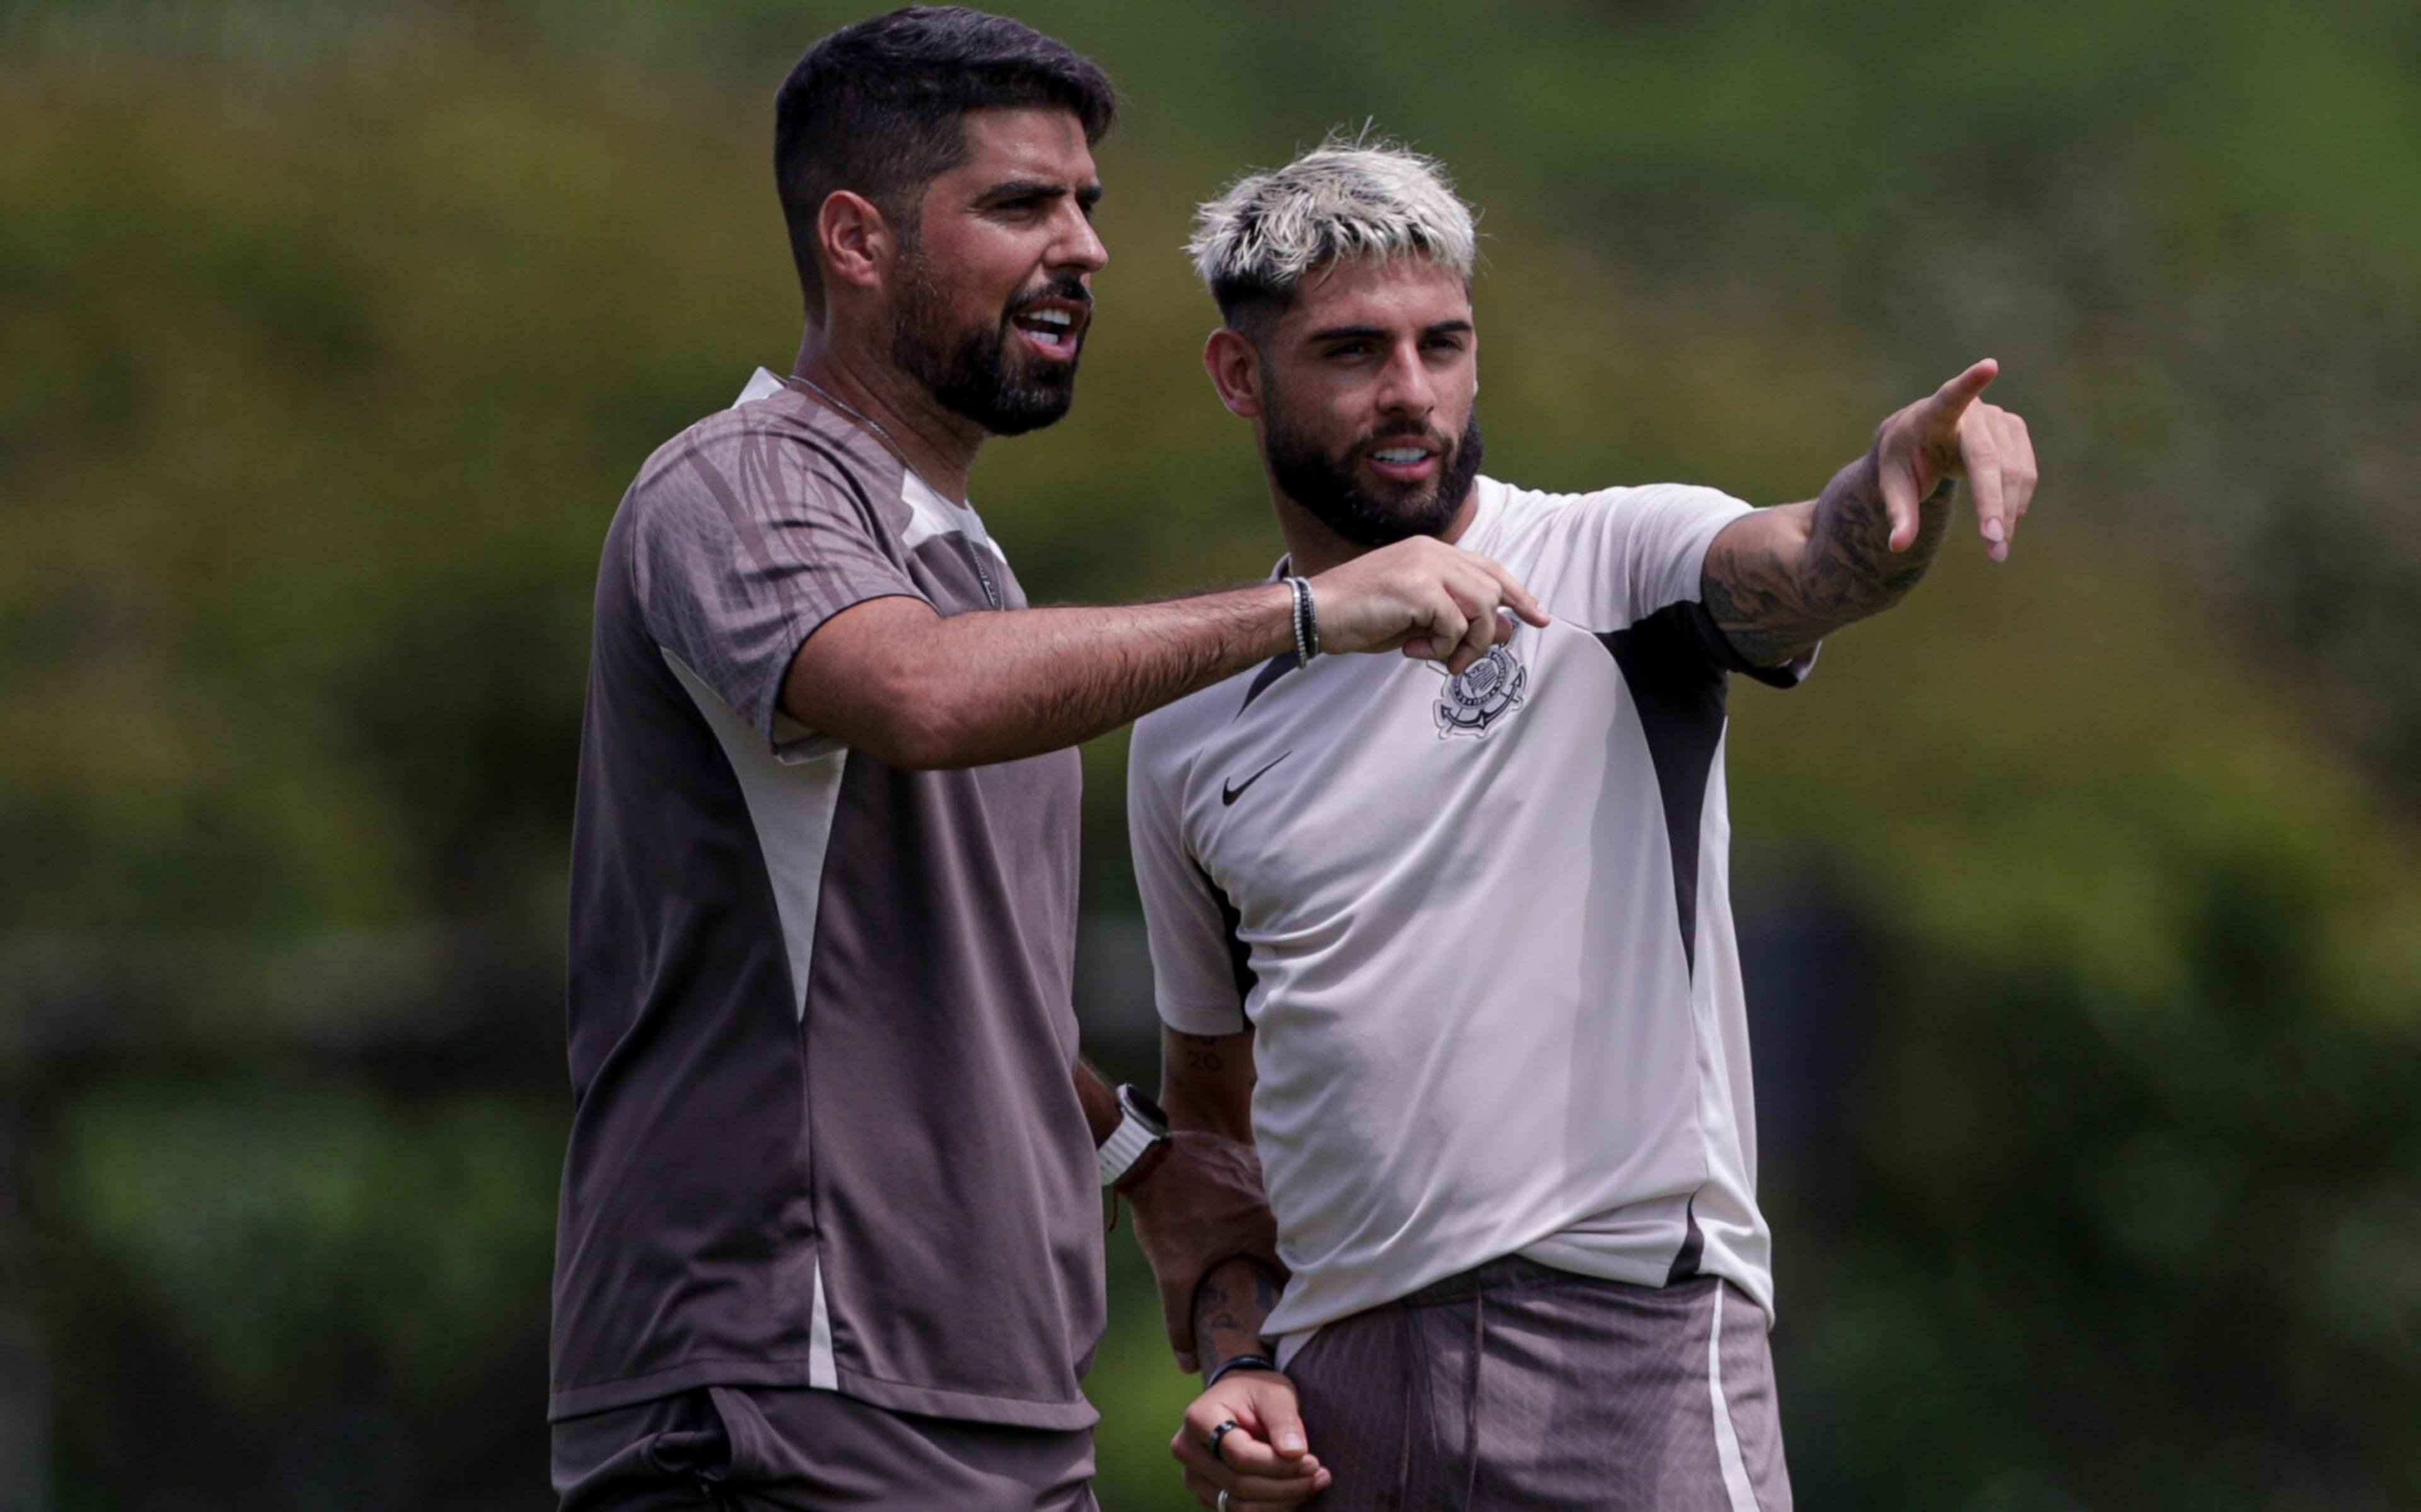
[1703,359,2039,667]
[784,535,1548,770]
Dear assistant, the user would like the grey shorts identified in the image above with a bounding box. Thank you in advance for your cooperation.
[551,1385,1097,1512]
[1284,1257,1792,1511]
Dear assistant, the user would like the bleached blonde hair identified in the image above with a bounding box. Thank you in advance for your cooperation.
[1187,130,1477,321]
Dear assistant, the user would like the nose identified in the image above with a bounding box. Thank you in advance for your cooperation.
[1049,201,1108,279]
[1374,339,1436,419]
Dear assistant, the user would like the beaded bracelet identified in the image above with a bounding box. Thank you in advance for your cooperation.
[1284,575,1320,668]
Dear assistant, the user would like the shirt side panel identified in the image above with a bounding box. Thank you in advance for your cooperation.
[555,504,823,1416]
[801,740,1097,1428]
[1674,734,1777,1322]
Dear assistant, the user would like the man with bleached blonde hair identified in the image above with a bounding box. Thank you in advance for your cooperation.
[1125,134,2038,1511]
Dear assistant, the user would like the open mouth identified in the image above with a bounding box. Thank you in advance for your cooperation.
[1009,299,1088,361]
[1364,440,1442,484]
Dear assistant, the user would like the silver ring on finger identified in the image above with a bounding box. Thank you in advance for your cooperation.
[1217,1492,1231,1512]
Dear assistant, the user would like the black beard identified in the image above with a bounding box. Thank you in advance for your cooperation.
[1263,386,1485,548]
[891,254,1085,437]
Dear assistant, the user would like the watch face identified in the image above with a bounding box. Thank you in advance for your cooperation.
[1120,1085,1170,1135]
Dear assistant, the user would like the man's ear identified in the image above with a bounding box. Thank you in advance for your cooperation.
[817,189,896,299]
[1203,328,1263,419]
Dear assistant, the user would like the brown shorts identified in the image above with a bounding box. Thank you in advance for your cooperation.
[1284,1258,1792,1511]
[551,1385,1097,1512]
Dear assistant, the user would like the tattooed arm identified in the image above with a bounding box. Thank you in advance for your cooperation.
[1122,1027,1289,1371]
[1191,1255,1286,1380]
[1163,1028,1255,1142]
[1702,466,1957,666]
[1171,1251,1325,1508]
[1703,359,2039,666]
[1154,1028,1328,1506]
[1160,1029,1285,1375]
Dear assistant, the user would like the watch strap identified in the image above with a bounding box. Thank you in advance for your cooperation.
[1098,1108,1163,1187]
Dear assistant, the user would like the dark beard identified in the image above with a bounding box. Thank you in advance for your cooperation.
[1263,386,1485,548]
[891,253,1085,437]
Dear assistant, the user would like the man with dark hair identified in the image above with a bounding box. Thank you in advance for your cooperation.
[549,12,1543,1509]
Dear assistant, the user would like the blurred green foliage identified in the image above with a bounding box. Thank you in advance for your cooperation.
[3,1,2418,1508]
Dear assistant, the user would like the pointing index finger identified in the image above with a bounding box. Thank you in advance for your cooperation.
[1918,358,1999,441]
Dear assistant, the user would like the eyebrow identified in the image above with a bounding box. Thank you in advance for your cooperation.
[1304,319,1475,344]
[975,178,1106,209]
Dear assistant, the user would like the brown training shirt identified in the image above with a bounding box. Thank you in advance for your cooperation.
[551,372,1097,1429]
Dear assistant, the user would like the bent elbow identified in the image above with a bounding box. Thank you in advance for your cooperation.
[859,667,981,770]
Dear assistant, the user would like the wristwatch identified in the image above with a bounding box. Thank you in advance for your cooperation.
[1097,1083,1170,1188]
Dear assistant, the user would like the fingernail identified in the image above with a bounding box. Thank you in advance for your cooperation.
[1983,518,2006,543]
[1281,1432,1306,1453]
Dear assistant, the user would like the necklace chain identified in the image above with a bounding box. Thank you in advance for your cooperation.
[784,371,910,464]
[782,369,1004,612]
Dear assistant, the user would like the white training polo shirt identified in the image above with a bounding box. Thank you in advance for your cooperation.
[1127,475,1810,1356]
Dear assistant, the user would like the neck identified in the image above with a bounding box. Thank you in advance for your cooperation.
[1271,481,1484,578]
[792,323,985,504]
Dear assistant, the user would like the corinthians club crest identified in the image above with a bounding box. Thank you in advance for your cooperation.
[1432,640,1529,738]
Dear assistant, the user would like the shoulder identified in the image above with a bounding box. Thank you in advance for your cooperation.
[1471,476,1755,630]
[625,391,900,524]
[1482,476,1749,538]
[1481,477,1753,591]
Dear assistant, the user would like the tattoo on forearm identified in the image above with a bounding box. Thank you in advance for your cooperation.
[1193,1259,1284,1377]
[1705,454,1954,666]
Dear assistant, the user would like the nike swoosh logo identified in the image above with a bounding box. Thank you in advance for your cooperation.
[1222,751,1292,806]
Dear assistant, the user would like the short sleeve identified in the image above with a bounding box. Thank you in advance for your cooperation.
[1541,483,1755,632]
[627,427,926,753]
[1127,714,1255,1036]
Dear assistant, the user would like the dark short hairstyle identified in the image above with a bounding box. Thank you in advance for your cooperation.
[774,6,1117,316]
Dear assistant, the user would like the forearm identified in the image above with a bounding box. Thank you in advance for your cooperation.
[1161,1032,1255,1141]
[1126,1027,1284,1369]
[1074,1058,1118,1145]
[1806,448,1954,618]
[1705,453,1954,666]
[789,533,1557,767]
[822,584,1295,770]
[1192,1254,1284,1378]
